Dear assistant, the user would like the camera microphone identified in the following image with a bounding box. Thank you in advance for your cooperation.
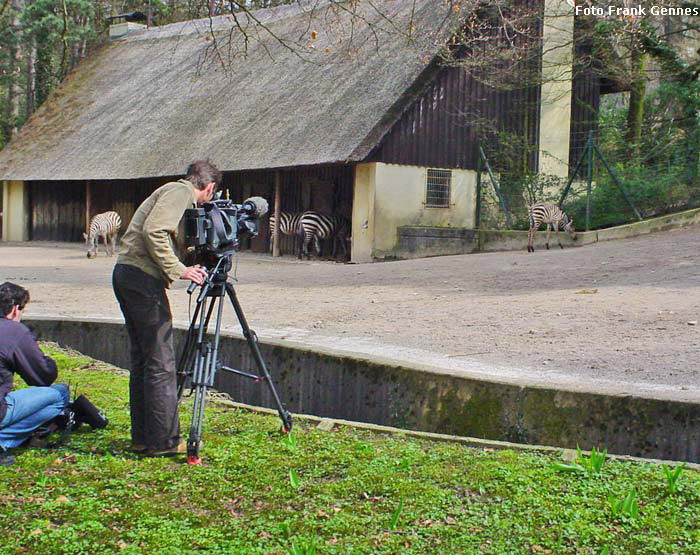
[241,196,269,218]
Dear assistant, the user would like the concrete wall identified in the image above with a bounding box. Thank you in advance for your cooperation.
[109,22,146,40]
[538,0,574,178]
[397,227,479,259]
[395,208,700,258]
[1,180,28,241]
[25,316,700,463]
[353,163,477,260]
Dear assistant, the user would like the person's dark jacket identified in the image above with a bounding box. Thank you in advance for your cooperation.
[0,318,57,423]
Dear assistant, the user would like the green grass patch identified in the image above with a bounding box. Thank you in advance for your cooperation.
[1,345,699,554]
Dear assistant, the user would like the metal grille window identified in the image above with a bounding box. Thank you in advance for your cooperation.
[426,169,451,207]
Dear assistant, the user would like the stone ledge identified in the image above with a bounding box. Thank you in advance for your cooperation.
[24,316,700,463]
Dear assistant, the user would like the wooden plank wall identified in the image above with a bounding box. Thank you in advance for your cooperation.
[27,166,354,258]
[88,176,170,231]
[225,164,354,257]
[30,181,85,241]
[369,0,544,172]
[29,176,172,242]
[569,15,601,170]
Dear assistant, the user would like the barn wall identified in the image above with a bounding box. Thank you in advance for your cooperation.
[369,0,545,173]
[569,15,600,170]
[29,177,173,242]
[354,162,477,260]
[369,65,542,172]
[21,168,354,256]
[30,181,85,241]
[88,177,171,233]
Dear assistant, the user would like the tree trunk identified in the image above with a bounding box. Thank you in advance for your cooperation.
[34,29,52,108]
[25,44,36,118]
[4,0,24,139]
[625,46,647,162]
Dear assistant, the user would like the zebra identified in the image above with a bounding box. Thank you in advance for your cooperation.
[268,211,306,255]
[297,211,350,260]
[84,211,122,258]
[527,203,576,253]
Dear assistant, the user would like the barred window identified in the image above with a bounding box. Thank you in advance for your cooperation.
[425,169,451,208]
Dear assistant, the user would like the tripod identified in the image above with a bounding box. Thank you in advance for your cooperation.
[176,255,293,465]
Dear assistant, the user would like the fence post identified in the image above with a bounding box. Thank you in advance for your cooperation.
[585,131,594,231]
[479,145,513,228]
[475,148,482,251]
[272,171,282,257]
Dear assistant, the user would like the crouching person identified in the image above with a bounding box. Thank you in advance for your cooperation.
[0,282,70,466]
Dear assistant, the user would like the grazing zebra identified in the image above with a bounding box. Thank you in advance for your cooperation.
[268,211,306,254]
[527,203,577,253]
[297,211,350,260]
[84,211,122,259]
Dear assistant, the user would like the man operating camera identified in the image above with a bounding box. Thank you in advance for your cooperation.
[0,282,70,466]
[112,160,222,457]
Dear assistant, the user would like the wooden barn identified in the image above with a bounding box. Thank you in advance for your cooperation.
[0,0,597,261]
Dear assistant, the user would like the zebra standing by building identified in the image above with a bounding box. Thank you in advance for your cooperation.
[527,203,577,252]
[297,211,350,260]
[268,211,306,255]
[84,211,122,258]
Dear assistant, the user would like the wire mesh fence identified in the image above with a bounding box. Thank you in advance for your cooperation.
[477,124,700,231]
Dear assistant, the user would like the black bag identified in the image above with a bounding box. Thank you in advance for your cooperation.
[71,395,108,429]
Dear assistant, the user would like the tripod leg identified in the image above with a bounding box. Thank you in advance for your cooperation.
[187,289,227,464]
[177,297,217,400]
[225,282,293,432]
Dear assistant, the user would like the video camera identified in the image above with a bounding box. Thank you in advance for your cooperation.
[184,196,269,259]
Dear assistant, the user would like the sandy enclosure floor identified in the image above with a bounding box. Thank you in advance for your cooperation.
[1,226,700,401]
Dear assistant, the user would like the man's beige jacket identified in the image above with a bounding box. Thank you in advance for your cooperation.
[117,179,197,286]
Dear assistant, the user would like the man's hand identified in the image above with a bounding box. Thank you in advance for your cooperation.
[180,266,208,285]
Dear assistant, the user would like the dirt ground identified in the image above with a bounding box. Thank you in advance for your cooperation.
[2,226,700,402]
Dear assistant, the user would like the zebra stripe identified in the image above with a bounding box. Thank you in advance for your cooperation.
[527,203,576,252]
[269,211,305,236]
[85,211,122,258]
[268,211,306,254]
[298,211,350,259]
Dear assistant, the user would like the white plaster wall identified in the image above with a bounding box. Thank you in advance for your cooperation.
[369,163,477,258]
[539,0,574,178]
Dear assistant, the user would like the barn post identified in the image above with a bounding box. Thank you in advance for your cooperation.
[272,171,282,257]
[1,180,29,241]
[85,180,91,235]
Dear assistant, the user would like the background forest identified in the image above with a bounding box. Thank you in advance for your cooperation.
[1,0,699,229]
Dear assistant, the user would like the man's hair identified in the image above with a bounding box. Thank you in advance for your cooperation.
[0,282,30,317]
[185,160,222,190]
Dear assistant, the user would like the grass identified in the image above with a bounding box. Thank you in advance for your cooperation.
[0,345,699,555]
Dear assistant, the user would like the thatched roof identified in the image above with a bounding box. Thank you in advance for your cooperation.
[0,0,461,181]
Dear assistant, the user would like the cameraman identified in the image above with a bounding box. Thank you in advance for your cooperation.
[0,282,70,466]
[112,160,221,457]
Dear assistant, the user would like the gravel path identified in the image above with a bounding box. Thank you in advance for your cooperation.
[2,225,699,401]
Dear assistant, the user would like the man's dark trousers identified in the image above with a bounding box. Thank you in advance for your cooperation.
[112,263,180,450]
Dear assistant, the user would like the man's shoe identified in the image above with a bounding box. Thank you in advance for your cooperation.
[0,449,16,467]
[130,443,147,453]
[147,440,187,457]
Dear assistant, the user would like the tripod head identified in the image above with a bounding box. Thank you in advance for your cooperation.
[186,254,233,298]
